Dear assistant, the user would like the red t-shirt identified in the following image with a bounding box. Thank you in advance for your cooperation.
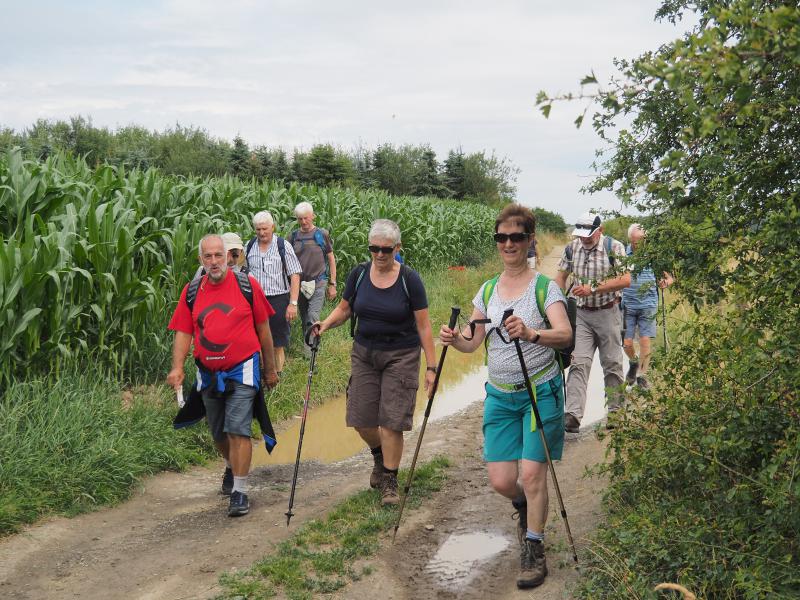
[168,271,275,371]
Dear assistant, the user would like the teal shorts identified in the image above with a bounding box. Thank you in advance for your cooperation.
[482,374,565,463]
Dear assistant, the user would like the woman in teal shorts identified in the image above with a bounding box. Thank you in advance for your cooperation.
[439,203,572,589]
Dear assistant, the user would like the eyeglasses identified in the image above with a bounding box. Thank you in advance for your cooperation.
[493,232,530,244]
[368,245,395,255]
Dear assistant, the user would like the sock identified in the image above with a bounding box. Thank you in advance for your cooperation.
[232,476,248,494]
[225,459,232,469]
[526,530,544,542]
[382,465,398,475]
[370,445,383,457]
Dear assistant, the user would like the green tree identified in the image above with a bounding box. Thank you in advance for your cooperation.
[229,135,251,177]
[296,144,354,187]
[443,149,466,199]
[531,207,568,234]
[538,1,800,597]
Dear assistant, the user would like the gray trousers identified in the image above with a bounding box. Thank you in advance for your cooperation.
[299,282,326,353]
[565,305,624,420]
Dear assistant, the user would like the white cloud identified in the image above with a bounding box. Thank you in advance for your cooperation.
[0,0,691,221]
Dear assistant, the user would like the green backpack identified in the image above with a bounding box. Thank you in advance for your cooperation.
[481,273,576,369]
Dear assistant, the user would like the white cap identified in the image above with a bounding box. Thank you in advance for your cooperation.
[572,212,601,237]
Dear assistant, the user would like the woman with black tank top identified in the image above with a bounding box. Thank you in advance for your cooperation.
[314,219,436,506]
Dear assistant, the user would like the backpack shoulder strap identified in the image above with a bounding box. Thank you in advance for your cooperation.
[481,275,500,311]
[233,271,254,308]
[399,263,410,299]
[244,237,257,273]
[535,274,552,328]
[604,235,616,267]
[349,262,371,337]
[565,242,573,262]
[185,276,203,312]
[313,228,329,254]
[276,236,289,284]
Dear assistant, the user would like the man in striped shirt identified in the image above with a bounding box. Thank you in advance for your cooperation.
[555,212,631,432]
[246,211,302,374]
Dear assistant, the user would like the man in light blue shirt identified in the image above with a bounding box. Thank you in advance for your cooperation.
[622,224,674,389]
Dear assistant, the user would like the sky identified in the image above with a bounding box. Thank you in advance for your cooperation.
[1,1,691,223]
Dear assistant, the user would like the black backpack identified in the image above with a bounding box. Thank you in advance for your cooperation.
[185,271,254,314]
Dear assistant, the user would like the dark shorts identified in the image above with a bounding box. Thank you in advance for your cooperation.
[201,381,256,442]
[346,341,420,431]
[266,293,290,347]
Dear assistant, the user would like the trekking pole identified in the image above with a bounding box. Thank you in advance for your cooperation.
[501,308,579,564]
[392,306,460,543]
[660,288,669,352]
[285,327,321,526]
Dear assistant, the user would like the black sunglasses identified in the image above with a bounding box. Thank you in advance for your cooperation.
[493,232,530,243]
[368,245,395,254]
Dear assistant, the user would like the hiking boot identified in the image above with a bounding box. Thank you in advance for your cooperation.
[370,452,384,489]
[636,376,650,390]
[380,472,400,506]
[565,413,580,433]
[517,538,547,589]
[511,497,528,546]
[221,467,233,496]
[228,490,250,517]
[625,360,639,385]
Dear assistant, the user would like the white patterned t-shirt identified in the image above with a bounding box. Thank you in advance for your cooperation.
[472,274,566,386]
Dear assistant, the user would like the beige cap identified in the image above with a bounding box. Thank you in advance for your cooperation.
[221,232,244,251]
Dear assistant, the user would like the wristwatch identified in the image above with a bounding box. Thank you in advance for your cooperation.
[426,366,437,373]
[290,299,298,306]
[530,330,541,343]
[590,282,598,293]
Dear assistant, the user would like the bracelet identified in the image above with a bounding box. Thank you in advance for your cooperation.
[530,330,541,343]
[328,282,336,287]
[426,366,437,373]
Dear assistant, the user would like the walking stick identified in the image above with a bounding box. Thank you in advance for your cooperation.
[500,308,579,564]
[392,306,460,542]
[285,327,321,526]
[660,288,669,352]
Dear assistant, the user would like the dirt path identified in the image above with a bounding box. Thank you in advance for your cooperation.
[0,247,610,599]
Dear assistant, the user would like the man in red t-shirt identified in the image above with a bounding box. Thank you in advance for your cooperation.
[167,234,279,517]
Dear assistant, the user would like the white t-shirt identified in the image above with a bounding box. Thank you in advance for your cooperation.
[473,273,566,386]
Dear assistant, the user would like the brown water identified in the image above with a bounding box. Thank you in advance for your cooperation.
[251,348,487,466]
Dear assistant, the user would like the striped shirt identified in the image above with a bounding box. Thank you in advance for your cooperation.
[557,235,625,308]
[246,236,302,296]
[622,244,658,310]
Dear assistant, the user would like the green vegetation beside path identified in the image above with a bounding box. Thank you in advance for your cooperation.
[218,456,451,600]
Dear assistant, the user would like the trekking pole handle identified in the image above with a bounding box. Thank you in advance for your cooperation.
[448,306,460,331]
[304,324,320,350]
[501,308,514,324]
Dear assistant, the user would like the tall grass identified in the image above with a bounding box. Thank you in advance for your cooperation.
[0,373,215,535]
[0,148,497,386]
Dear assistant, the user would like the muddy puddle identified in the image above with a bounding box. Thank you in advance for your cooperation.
[252,339,621,466]
[252,348,487,466]
[425,532,510,589]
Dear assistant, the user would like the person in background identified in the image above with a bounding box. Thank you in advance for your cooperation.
[313,219,436,506]
[554,212,630,433]
[245,211,302,375]
[193,231,245,279]
[622,223,674,389]
[288,202,337,357]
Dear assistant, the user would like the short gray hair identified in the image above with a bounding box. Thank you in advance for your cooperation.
[198,234,224,256]
[368,219,401,246]
[627,223,645,240]
[294,201,314,217]
[252,210,274,227]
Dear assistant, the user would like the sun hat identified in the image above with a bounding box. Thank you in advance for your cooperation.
[571,212,602,237]
[221,232,244,252]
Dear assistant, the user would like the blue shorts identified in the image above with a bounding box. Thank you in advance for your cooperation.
[482,374,564,463]
[201,381,256,441]
[624,306,657,339]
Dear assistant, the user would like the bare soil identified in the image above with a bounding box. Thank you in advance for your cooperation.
[0,248,610,599]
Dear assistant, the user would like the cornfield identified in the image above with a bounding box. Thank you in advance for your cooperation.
[0,149,496,385]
